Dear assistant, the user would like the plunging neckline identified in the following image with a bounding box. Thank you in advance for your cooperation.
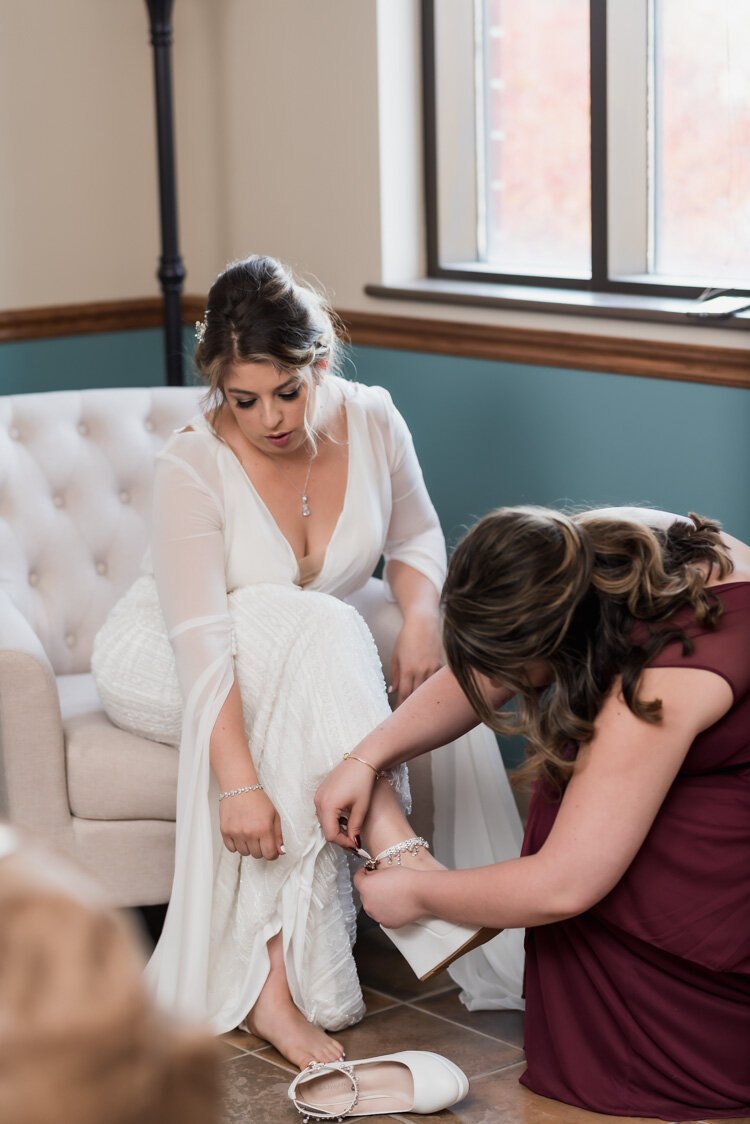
[200,397,354,586]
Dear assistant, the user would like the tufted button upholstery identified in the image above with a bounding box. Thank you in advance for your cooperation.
[0,386,203,674]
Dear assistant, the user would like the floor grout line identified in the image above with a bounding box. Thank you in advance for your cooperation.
[362,989,407,1007]
[224,1052,255,1067]
[409,982,459,1001]
[468,1060,527,1081]
[404,1000,526,1050]
[247,1048,295,1075]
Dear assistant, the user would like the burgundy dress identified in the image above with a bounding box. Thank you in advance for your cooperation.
[520,582,750,1121]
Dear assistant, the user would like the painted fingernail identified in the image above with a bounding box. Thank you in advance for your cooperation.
[354,835,362,849]
[387,684,395,694]
[279,845,286,854]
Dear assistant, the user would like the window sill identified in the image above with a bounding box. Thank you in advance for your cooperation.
[364,278,750,330]
[340,283,750,389]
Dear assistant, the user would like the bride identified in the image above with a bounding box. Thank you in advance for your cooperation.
[92,254,524,1069]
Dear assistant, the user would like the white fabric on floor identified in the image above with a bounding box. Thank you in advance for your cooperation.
[432,727,526,1009]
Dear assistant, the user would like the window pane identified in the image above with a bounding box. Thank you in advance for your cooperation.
[480,0,591,277]
[652,0,750,283]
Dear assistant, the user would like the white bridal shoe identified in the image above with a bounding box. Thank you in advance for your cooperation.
[288,1051,469,1120]
[354,837,500,981]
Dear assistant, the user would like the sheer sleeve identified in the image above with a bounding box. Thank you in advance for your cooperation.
[375,389,447,596]
[151,440,234,713]
[146,434,236,1010]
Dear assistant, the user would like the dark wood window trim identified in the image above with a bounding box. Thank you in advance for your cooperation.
[0,298,747,390]
[0,297,207,344]
[365,279,750,332]
[422,0,750,303]
[340,311,750,390]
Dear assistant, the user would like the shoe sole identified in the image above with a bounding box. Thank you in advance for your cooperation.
[418,926,500,981]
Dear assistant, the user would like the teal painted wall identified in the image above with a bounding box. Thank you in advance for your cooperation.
[348,343,749,769]
[0,329,170,394]
[4,329,747,768]
[2,330,747,543]
[350,345,750,545]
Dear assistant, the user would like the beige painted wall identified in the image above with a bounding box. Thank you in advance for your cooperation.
[0,0,746,351]
[0,0,220,309]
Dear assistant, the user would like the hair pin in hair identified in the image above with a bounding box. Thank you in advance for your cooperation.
[195,317,208,344]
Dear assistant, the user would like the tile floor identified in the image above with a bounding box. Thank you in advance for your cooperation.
[217,926,749,1124]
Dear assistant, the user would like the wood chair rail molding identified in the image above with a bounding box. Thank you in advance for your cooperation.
[340,310,750,389]
[0,297,208,343]
[0,298,747,389]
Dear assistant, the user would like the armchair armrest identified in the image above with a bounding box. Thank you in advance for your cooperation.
[0,592,72,839]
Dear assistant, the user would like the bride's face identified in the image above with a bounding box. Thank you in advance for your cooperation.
[222,360,312,457]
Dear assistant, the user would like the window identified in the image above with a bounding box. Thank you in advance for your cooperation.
[423,0,750,299]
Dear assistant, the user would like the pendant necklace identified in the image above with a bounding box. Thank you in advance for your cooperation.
[267,451,315,517]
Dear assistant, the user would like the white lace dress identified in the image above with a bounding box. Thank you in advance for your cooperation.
[92,377,524,1033]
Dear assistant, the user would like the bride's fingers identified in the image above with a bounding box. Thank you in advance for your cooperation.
[396,672,415,707]
[388,656,400,700]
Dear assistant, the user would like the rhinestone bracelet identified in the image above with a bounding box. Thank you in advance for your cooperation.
[218,784,264,802]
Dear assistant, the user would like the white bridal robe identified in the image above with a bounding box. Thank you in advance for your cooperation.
[92,376,524,1033]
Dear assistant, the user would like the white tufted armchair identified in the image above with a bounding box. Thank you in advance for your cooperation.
[0,384,438,910]
[0,386,203,906]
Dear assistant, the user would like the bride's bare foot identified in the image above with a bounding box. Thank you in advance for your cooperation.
[243,933,345,1070]
[245,991,344,1069]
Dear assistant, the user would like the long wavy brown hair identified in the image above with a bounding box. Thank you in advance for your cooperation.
[442,507,733,788]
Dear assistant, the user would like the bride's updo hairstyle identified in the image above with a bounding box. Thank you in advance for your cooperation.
[194,254,343,446]
[442,506,733,787]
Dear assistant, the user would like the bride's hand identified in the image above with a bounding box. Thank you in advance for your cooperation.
[353,866,425,928]
[219,789,284,860]
[389,610,444,707]
[315,759,376,851]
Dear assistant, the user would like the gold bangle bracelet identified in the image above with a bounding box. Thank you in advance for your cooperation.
[342,752,385,780]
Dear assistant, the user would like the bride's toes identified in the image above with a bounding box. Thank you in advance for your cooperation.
[307,1035,346,1067]
[325,1037,346,1062]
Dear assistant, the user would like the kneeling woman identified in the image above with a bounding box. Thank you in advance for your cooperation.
[316,506,750,1120]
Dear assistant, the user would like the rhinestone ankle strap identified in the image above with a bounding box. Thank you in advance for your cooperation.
[290,1059,359,1121]
[352,836,429,871]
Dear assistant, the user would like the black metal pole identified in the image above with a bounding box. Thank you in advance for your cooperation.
[145,0,185,386]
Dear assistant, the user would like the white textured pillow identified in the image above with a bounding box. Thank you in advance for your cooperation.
[91,575,183,746]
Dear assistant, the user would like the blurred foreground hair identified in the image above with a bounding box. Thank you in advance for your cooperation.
[0,827,221,1124]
